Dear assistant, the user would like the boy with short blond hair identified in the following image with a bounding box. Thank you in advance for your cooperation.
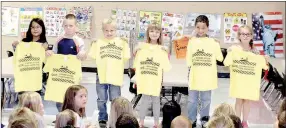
[88,16,130,127]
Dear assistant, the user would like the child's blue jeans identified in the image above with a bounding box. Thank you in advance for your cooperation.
[187,90,211,122]
[96,75,121,121]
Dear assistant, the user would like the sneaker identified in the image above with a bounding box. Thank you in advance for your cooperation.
[99,120,107,128]
[201,116,210,128]
[192,120,197,128]
[241,121,249,128]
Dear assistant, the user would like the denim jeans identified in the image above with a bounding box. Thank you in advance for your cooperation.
[187,90,211,122]
[96,75,121,121]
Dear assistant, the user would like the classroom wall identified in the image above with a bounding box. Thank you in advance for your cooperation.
[1,2,285,67]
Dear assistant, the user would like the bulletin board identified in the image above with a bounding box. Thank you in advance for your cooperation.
[1,2,285,63]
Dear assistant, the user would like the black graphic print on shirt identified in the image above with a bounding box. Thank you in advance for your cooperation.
[100,42,123,60]
[140,57,160,76]
[18,54,41,72]
[192,49,213,67]
[50,65,76,84]
[232,57,256,75]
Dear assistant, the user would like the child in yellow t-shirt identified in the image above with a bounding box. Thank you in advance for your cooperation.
[225,25,269,128]
[88,16,130,127]
[185,15,223,127]
[45,14,86,112]
[134,24,171,128]
[12,18,48,96]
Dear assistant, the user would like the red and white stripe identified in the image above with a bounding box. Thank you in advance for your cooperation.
[253,12,284,58]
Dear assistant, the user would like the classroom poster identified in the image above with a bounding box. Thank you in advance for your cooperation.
[44,7,66,36]
[161,12,185,40]
[70,6,93,39]
[184,13,222,39]
[138,11,162,40]
[111,9,137,40]
[19,7,43,38]
[2,7,19,36]
[252,12,284,58]
[224,13,247,43]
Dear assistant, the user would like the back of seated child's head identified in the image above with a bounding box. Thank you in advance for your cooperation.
[109,97,135,128]
[278,111,286,128]
[212,103,235,117]
[206,115,234,128]
[8,107,37,128]
[162,100,181,128]
[229,115,242,128]
[18,91,44,116]
[171,115,192,128]
[115,113,139,128]
[55,109,77,128]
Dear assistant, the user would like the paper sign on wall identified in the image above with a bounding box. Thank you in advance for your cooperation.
[2,6,19,36]
[44,7,66,36]
[138,11,162,40]
[162,12,184,40]
[111,9,137,41]
[224,13,247,43]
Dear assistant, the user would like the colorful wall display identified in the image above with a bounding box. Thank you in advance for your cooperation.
[111,9,137,40]
[161,12,185,40]
[252,12,284,58]
[138,11,162,40]
[19,7,43,38]
[70,6,93,39]
[44,7,66,36]
[224,13,247,43]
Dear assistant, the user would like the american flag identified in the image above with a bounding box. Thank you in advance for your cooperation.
[252,12,284,58]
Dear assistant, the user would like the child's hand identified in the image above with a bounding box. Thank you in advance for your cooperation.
[85,122,96,128]
[214,38,220,43]
[264,55,270,62]
[46,50,54,57]
[12,41,19,47]
[161,46,168,52]
[121,37,128,42]
[86,125,96,128]
[77,51,87,61]
[42,43,48,50]
[133,47,141,57]
[183,35,193,39]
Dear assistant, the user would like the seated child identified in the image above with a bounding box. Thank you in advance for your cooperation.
[171,115,192,128]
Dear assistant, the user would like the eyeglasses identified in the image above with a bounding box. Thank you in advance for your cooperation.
[239,33,252,37]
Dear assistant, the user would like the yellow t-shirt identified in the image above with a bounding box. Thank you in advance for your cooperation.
[186,37,223,91]
[43,54,82,103]
[13,42,45,92]
[88,37,130,86]
[224,50,268,101]
[133,43,171,96]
